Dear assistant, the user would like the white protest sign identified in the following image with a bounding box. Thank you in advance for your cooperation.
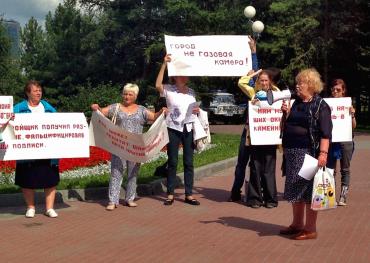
[164,35,252,76]
[326,97,352,142]
[248,100,283,145]
[249,98,353,145]
[89,111,169,163]
[0,113,89,160]
[0,96,14,125]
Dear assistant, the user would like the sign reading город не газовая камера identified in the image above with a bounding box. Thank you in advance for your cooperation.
[165,35,252,77]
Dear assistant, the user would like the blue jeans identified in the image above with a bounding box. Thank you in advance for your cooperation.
[166,127,194,196]
[231,128,250,195]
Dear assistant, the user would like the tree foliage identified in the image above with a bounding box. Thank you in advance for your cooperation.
[0,20,25,100]
[0,0,368,121]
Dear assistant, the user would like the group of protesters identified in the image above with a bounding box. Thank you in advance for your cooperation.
[228,37,356,240]
[13,57,202,219]
[11,37,355,241]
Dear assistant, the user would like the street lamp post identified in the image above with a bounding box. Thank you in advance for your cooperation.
[243,5,264,39]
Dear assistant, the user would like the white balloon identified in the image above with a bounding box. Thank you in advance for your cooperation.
[244,6,256,19]
[252,21,264,33]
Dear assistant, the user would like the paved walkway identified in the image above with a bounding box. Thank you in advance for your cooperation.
[0,128,369,263]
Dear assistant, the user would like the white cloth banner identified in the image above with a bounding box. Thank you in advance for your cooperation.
[164,35,252,76]
[249,97,353,145]
[0,96,13,125]
[89,111,169,163]
[0,113,89,160]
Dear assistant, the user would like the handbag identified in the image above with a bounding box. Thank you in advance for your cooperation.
[111,103,120,124]
[311,167,337,211]
[193,109,211,152]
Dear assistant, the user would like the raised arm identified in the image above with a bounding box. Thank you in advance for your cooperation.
[91,103,110,117]
[249,36,259,74]
[155,54,172,94]
[146,107,167,122]
[238,69,262,99]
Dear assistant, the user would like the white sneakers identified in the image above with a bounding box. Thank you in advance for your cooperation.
[45,209,58,218]
[25,208,35,218]
[25,208,58,218]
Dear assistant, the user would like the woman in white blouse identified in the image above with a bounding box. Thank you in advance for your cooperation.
[155,54,200,206]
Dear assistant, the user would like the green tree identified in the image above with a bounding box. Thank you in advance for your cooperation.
[258,0,324,86]
[21,17,46,80]
[0,23,12,88]
[325,0,369,121]
[0,21,24,100]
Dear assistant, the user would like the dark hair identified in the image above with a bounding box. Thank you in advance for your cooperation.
[331,79,347,96]
[24,80,43,98]
[265,67,281,84]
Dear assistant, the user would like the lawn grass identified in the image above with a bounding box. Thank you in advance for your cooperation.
[0,133,240,193]
[355,124,370,133]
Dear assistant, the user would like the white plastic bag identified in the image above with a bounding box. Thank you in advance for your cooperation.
[311,167,337,211]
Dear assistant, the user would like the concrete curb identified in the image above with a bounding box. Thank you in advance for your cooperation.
[0,157,237,207]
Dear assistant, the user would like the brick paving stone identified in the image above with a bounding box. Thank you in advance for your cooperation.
[0,129,369,263]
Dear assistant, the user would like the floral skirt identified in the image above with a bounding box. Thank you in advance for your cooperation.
[283,148,313,203]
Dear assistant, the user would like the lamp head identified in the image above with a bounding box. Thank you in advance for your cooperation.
[244,6,256,19]
[252,21,264,33]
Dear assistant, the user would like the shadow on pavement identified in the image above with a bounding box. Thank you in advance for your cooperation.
[200,216,288,237]
[194,186,285,204]
[194,186,232,203]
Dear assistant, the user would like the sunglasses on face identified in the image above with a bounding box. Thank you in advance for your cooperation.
[331,88,343,93]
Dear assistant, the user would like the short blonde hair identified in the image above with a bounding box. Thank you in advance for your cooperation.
[296,68,323,94]
[122,83,139,96]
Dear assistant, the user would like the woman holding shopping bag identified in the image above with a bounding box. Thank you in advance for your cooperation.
[280,68,332,240]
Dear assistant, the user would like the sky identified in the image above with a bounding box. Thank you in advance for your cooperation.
[0,0,63,27]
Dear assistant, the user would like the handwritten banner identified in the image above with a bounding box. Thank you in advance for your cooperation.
[164,35,252,76]
[0,113,89,160]
[249,101,283,145]
[249,97,353,145]
[0,96,13,125]
[326,97,352,142]
[89,111,169,163]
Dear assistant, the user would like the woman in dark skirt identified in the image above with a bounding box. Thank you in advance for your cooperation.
[280,69,332,240]
[13,80,60,218]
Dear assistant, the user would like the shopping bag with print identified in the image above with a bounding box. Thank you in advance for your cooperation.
[311,167,337,211]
